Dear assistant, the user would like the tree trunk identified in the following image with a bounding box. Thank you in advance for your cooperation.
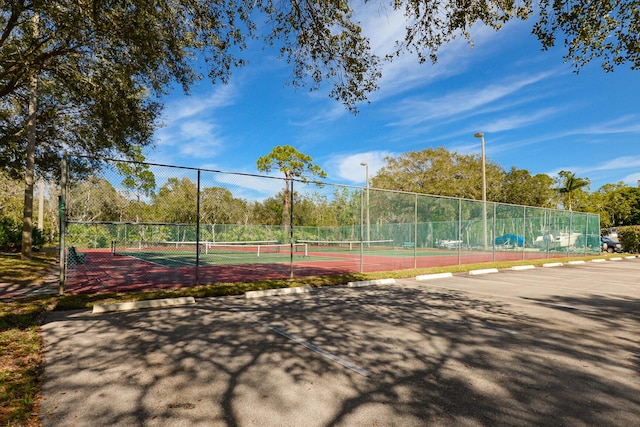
[21,13,39,260]
[283,175,291,238]
[21,72,38,259]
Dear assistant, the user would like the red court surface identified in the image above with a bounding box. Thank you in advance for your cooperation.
[62,248,577,294]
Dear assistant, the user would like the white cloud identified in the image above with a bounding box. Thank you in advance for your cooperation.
[327,151,395,183]
[581,115,640,135]
[180,120,215,139]
[287,102,348,127]
[150,84,240,164]
[484,107,560,133]
[164,84,237,123]
[213,172,284,199]
[544,156,640,187]
[621,173,640,186]
[584,156,640,173]
[355,5,537,102]
[388,71,556,128]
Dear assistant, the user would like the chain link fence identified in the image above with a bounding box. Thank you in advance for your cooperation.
[59,155,601,294]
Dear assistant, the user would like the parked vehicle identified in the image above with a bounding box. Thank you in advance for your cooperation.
[601,236,623,253]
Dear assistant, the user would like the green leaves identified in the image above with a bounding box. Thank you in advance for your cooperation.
[256,145,327,182]
[371,147,504,201]
[555,170,590,211]
[533,0,639,71]
[256,145,326,231]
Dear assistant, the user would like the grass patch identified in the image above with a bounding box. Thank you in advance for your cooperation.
[0,252,57,287]
[0,297,55,426]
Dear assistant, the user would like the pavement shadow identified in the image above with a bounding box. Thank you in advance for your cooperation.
[39,284,640,426]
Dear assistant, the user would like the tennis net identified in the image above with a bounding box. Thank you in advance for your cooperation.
[297,239,395,251]
[111,240,308,258]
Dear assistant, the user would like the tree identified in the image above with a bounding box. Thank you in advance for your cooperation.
[532,0,638,72]
[152,177,198,226]
[499,167,555,208]
[393,0,638,72]
[116,147,156,225]
[256,145,326,236]
[2,1,636,114]
[65,177,125,223]
[2,3,167,256]
[0,171,24,250]
[371,147,505,201]
[591,183,640,228]
[555,170,590,211]
[4,1,636,258]
[200,186,249,226]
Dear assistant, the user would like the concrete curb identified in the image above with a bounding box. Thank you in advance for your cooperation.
[568,260,586,265]
[347,278,396,288]
[245,286,313,299]
[469,268,499,276]
[415,272,453,281]
[92,296,196,314]
[511,265,535,271]
[591,259,606,263]
[542,262,563,268]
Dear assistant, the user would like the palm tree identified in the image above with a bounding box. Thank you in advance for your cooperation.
[256,145,326,237]
[556,170,590,211]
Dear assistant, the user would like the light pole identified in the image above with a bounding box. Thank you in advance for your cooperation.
[360,162,370,245]
[474,132,488,250]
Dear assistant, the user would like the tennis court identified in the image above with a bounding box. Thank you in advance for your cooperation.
[110,239,463,265]
[111,240,313,267]
[63,237,567,294]
[41,258,640,426]
[60,156,601,294]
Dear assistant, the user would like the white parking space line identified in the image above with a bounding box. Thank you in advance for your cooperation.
[518,298,598,312]
[230,307,372,377]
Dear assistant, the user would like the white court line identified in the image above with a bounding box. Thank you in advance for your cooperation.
[230,308,372,377]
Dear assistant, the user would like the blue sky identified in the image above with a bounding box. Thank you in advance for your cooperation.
[145,8,640,197]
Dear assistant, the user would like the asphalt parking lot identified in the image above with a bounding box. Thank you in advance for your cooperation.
[40,258,640,426]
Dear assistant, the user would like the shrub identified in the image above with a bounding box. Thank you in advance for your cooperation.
[0,219,46,252]
[617,226,640,253]
[0,218,20,251]
[32,227,46,250]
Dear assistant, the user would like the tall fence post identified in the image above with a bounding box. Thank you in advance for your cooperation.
[492,203,497,262]
[196,169,201,286]
[569,211,575,257]
[584,213,589,256]
[521,205,526,260]
[546,209,551,258]
[289,179,294,279]
[457,199,462,265]
[414,194,418,269]
[359,187,364,273]
[58,152,68,295]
